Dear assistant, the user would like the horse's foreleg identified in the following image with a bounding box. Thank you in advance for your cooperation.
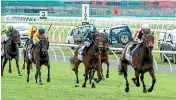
[148,68,156,92]
[74,62,80,87]
[22,49,26,69]
[91,69,96,88]
[101,63,104,79]
[96,64,102,83]
[122,63,129,93]
[8,60,12,73]
[26,62,31,83]
[82,68,88,88]
[140,73,147,93]
[106,61,110,78]
[35,69,38,83]
[47,64,50,82]
[37,66,43,85]
[15,57,22,76]
[1,58,8,76]
[132,71,140,87]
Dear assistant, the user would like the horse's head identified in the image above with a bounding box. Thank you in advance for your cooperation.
[11,29,21,46]
[40,37,49,55]
[94,33,105,49]
[143,33,155,51]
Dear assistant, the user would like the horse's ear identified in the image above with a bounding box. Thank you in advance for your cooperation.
[152,31,155,35]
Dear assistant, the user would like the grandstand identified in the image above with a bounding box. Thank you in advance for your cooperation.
[1,0,176,17]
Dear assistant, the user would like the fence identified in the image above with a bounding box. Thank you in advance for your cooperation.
[2,16,176,49]
[23,44,175,72]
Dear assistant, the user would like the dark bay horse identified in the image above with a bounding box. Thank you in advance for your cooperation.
[70,33,104,88]
[1,29,22,76]
[25,37,50,85]
[119,33,156,93]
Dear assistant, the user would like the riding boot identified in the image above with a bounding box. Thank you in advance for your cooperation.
[130,44,136,55]
[25,39,29,47]
[82,46,87,56]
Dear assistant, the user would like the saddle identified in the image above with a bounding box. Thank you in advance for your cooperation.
[125,43,141,63]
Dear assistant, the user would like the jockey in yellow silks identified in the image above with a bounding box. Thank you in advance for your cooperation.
[28,27,47,59]
[25,26,37,46]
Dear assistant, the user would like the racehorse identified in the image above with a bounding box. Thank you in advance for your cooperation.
[1,29,22,76]
[70,33,104,88]
[25,37,50,85]
[119,33,156,93]
[22,39,33,69]
[99,33,110,79]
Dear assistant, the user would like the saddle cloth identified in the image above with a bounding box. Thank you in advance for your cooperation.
[125,43,140,63]
[27,44,34,60]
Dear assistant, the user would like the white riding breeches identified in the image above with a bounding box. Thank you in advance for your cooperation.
[84,41,91,47]
[4,35,10,42]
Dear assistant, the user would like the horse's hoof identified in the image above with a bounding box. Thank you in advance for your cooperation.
[75,83,79,87]
[19,74,22,76]
[143,89,147,93]
[136,84,140,87]
[27,80,29,83]
[8,70,12,73]
[72,68,75,71]
[96,79,102,83]
[22,67,25,69]
[148,88,152,92]
[47,78,50,82]
[91,84,96,88]
[125,87,129,93]
[94,78,97,81]
[39,82,43,85]
[131,78,137,85]
[106,74,109,78]
[82,84,86,88]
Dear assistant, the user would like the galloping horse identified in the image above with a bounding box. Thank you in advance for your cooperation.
[1,29,22,76]
[99,33,110,79]
[26,37,50,85]
[70,33,104,88]
[119,33,156,93]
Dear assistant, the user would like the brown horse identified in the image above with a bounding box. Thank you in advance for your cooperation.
[1,29,22,76]
[25,37,50,85]
[119,33,156,93]
[70,33,104,88]
[99,33,110,79]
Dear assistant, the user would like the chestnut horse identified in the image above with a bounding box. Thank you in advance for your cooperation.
[70,33,105,88]
[119,33,156,93]
[99,33,110,79]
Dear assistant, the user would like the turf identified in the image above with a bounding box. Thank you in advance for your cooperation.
[1,60,176,100]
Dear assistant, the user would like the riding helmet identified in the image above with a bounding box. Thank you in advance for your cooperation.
[32,26,37,32]
[38,28,45,35]
[141,24,150,30]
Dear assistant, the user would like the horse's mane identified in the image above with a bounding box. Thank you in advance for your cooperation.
[138,43,153,65]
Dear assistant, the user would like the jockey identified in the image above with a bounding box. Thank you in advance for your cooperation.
[25,26,37,46]
[1,25,13,56]
[77,25,96,60]
[28,28,46,59]
[130,23,151,53]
